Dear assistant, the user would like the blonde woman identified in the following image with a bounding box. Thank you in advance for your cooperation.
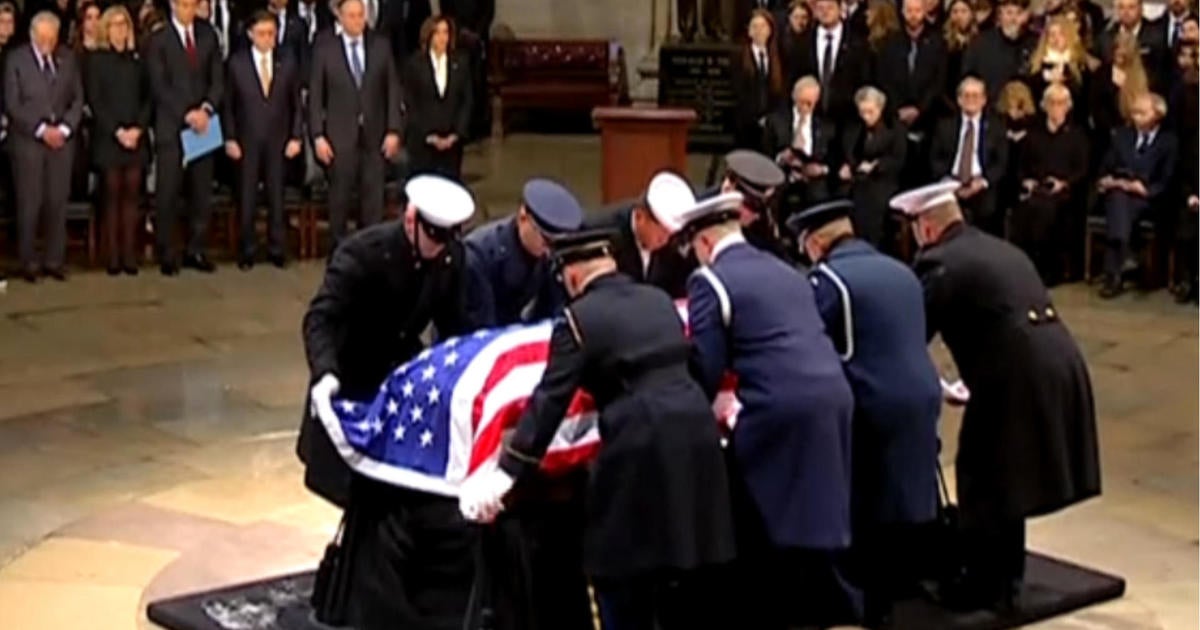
[1088,31,1150,146]
[1027,16,1091,121]
[943,0,979,103]
[86,4,149,275]
[997,80,1037,224]
[866,0,901,52]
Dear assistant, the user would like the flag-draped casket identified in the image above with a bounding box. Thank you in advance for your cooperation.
[313,303,739,497]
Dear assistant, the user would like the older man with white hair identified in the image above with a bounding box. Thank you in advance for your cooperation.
[2,10,83,282]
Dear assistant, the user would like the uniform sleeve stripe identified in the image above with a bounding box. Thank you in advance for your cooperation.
[696,266,732,327]
[816,263,854,362]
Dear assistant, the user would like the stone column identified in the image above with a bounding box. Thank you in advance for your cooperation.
[631,0,674,102]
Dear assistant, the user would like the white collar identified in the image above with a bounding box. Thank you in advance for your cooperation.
[335,23,345,36]
[711,231,746,262]
[793,107,810,125]
[961,112,981,125]
[818,23,843,39]
[752,43,768,56]
[252,47,272,63]
[430,49,447,63]
[172,16,192,35]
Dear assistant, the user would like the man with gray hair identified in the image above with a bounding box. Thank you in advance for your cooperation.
[765,75,837,208]
[3,10,83,282]
[929,76,1008,235]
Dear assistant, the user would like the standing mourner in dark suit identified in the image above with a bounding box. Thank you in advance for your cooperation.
[460,228,737,630]
[268,0,306,65]
[590,171,699,300]
[960,0,1035,103]
[295,0,333,51]
[1096,93,1178,298]
[835,86,906,248]
[929,76,1007,235]
[732,8,786,151]
[941,0,979,110]
[877,0,946,186]
[764,76,838,210]
[678,190,860,629]
[403,15,470,180]
[464,178,583,329]
[895,181,1100,611]
[145,0,223,275]
[3,11,82,282]
[438,0,493,138]
[87,4,150,276]
[1013,83,1088,285]
[1100,0,1168,92]
[222,9,303,269]
[206,0,242,59]
[778,1,811,84]
[301,176,476,629]
[786,200,940,629]
[796,0,871,124]
[308,0,401,252]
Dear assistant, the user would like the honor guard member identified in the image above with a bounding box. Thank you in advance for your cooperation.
[588,170,698,298]
[701,150,791,260]
[786,199,942,628]
[892,182,1101,610]
[459,228,736,630]
[464,179,585,329]
[675,191,861,629]
[300,175,477,630]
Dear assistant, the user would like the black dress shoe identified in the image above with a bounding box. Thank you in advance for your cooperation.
[268,254,286,269]
[182,254,216,273]
[106,265,121,276]
[237,258,254,271]
[160,262,179,277]
[123,265,139,276]
[43,267,67,281]
[1098,279,1123,299]
[20,268,38,283]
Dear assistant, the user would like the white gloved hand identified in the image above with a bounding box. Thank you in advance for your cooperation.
[458,468,516,523]
[309,373,341,418]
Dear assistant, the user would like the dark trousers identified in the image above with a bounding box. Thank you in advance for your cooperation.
[1177,208,1198,286]
[102,164,142,268]
[851,522,927,628]
[732,546,861,629]
[961,518,1026,600]
[154,143,214,261]
[407,139,463,182]
[13,138,73,271]
[236,141,286,260]
[594,570,725,630]
[327,136,386,252]
[333,478,476,630]
[1102,190,1149,279]
[487,476,593,630]
[1011,193,1063,284]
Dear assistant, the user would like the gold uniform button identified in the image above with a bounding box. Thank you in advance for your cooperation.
[1028,309,1039,323]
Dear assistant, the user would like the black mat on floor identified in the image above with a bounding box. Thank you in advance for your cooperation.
[146,551,1124,630]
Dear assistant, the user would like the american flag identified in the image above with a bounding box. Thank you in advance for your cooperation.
[314,303,739,498]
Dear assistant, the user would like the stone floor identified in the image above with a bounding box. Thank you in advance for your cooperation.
[0,135,1195,630]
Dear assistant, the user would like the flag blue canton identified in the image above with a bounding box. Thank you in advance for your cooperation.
[332,328,500,477]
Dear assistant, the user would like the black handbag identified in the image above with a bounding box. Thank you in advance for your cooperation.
[931,462,968,589]
[310,516,349,625]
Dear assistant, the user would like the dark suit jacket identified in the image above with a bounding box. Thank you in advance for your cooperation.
[402,49,472,143]
[874,27,947,133]
[222,48,303,150]
[1101,125,1179,202]
[763,107,839,168]
[589,200,696,299]
[796,24,871,123]
[145,20,224,147]
[308,29,402,153]
[272,10,308,67]
[929,113,1007,188]
[2,44,84,144]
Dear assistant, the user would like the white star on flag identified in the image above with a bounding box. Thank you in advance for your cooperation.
[444,337,459,347]
[422,365,436,381]
[354,419,371,433]
[386,399,399,415]
[428,386,440,405]
[340,401,357,413]
[443,351,458,367]
[420,430,434,447]
[473,330,490,339]
[370,416,384,434]
[418,348,433,361]
[402,381,415,398]
[410,405,424,423]
[393,423,406,441]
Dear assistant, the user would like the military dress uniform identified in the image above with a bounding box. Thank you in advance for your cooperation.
[678,193,860,629]
[787,200,942,626]
[699,150,792,261]
[461,229,736,630]
[463,179,584,329]
[463,179,593,630]
[299,176,477,630]
[893,183,1101,608]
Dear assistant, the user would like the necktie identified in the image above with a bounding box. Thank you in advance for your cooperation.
[259,54,272,97]
[185,28,197,67]
[1171,19,1180,47]
[821,33,834,85]
[907,38,918,74]
[757,50,766,75]
[40,54,55,79]
[957,119,976,183]
[349,39,364,87]
[1136,133,1148,153]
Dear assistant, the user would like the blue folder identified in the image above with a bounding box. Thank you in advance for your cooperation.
[180,114,224,166]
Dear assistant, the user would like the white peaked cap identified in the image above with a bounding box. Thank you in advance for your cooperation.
[888,180,961,217]
[645,171,696,233]
[405,175,476,227]
[674,191,745,232]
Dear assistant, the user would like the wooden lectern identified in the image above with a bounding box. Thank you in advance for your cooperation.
[592,106,697,203]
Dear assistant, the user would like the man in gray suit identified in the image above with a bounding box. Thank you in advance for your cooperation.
[2,11,82,282]
[308,0,402,254]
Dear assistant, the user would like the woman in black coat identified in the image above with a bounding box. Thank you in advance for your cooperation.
[778,0,811,87]
[732,9,787,152]
[86,4,150,275]
[403,15,472,181]
[835,86,906,248]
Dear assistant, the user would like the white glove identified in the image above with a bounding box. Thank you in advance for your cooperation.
[309,373,340,418]
[458,468,515,523]
[940,378,971,406]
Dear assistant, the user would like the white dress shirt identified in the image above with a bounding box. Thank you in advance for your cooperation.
[342,32,365,76]
[275,8,288,44]
[816,24,843,79]
[953,114,984,179]
[792,108,813,155]
[431,50,448,97]
[172,16,194,49]
[751,44,768,74]
[33,49,70,140]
